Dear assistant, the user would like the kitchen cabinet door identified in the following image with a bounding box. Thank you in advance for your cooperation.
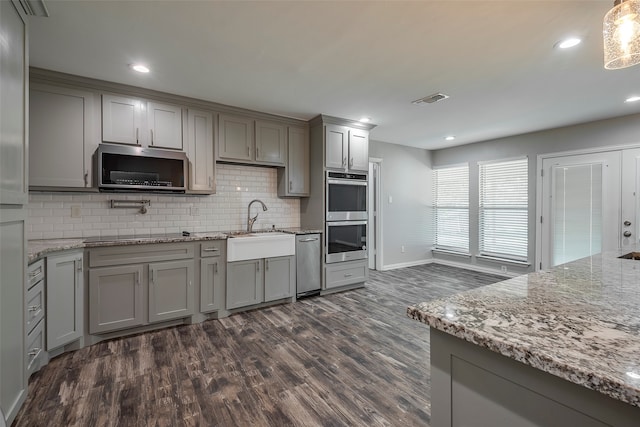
[278,126,309,197]
[47,251,84,350]
[187,109,215,193]
[102,94,143,146]
[226,259,263,309]
[264,256,295,302]
[200,258,226,313]
[30,84,96,188]
[255,120,286,165]
[89,265,144,334]
[148,260,194,323]
[325,124,348,170]
[348,128,369,172]
[218,114,254,161]
[147,101,183,150]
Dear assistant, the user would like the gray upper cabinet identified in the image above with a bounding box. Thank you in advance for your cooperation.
[264,256,295,302]
[46,251,84,351]
[278,126,310,197]
[29,84,97,189]
[255,120,286,166]
[102,94,183,150]
[325,124,349,170]
[147,101,183,150]
[89,264,144,334]
[226,259,263,309]
[218,114,254,161]
[325,124,369,172]
[348,129,369,172]
[148,259,195,323]
[186,109,215,193]
[102,94,142,145]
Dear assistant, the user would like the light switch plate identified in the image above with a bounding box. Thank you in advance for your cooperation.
[70,205,81,218]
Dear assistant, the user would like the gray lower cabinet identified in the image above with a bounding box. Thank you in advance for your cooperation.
[89,265,144,333]
[325,259,368,290]
[46,251,84,350]
[226,259,263,309]
[148,260,195,323]
[26,259,46,378]
[264,256,295,302]
[227,256,295,309]
[200,240,226,313]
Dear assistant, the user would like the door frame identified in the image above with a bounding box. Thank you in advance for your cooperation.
[368,157,383,270]
[535,143,640,271]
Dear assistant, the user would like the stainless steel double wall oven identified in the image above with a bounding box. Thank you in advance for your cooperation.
[325,171,368,263]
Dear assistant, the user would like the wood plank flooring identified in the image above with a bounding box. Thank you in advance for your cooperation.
[13,264,503,427]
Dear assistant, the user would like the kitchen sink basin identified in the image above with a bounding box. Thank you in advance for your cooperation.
[227,232,295,261]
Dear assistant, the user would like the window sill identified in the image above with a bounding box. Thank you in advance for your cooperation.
[476,254,530,266]
[432,249,472,258]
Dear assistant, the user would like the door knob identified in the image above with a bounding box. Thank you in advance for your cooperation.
[624,220,632,226]
[624,231,632,237]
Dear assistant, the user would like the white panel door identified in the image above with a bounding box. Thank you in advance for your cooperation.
[540,152,621,269]
[621,148,640,247]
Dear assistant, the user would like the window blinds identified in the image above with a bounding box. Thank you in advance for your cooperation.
[479,158,528,261]
[434,165,469,253]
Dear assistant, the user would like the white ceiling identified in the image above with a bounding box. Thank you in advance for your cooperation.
[28,0,640,150]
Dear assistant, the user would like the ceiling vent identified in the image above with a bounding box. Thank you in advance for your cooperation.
[412,93,450,105]
[18,0,49,17]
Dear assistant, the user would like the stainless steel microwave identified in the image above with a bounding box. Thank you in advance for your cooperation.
[96,144,188,193]
[326,171,368,221]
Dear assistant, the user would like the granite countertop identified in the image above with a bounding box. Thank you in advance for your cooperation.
[28,228,323,263]
[408,246,640,408]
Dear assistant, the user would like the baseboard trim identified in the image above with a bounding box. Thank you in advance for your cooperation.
[431,258,515,278]
[380,259,432,271]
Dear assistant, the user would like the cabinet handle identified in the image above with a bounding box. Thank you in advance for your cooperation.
[209,176,213,188]
[135,271,140,287]
[28,348,40,357]
[150,129,154,145]
[76,258,83,272]
[344,273,353,277]
[300,238,318,242]
[151,269,156,284]
[256,262,260,273]
[28,267,42,278]
[84,170,88,186]
[350,157,354,167]
[203,247,219,252]
[289,180,293,191]
[343,156,347,167]
[188,280,192,288]
[266,259,269,271]
[28,304,41,312]
[214,262,218,274]
[247,146,250,157]
[136,127,139,144]
[256,147,260,158]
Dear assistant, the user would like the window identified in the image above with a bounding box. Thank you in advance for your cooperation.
[479,158,528,261]
[433,164,469,253]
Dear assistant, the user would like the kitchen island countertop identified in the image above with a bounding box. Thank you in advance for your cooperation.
[408,246,640,408]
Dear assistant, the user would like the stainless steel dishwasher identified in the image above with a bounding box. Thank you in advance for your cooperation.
[296,233,321,297]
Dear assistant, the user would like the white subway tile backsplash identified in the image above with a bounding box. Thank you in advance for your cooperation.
[27,164,300,240]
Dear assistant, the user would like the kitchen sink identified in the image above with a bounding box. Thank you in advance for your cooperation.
[227,232,295,261]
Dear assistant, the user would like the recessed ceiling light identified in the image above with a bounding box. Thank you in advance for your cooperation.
[130,64,150,73]
[445,136,456,141]
[625,96,640,103]
[359,117,371,123]
[556,37,582,49]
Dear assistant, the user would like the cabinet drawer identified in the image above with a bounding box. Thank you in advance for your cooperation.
[26,318,45,376]
[28,259,45,289]
[89,242,194,267]
[26,280,45,333]
[200,241,225,258]
[325,260,367,290]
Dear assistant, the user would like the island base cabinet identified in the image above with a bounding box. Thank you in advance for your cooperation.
[430,329,640,427]
[226,259,263,309]
[148,260,194,323]
[47,252,83,351]
[89,265,144,334]
[264,256,295,302]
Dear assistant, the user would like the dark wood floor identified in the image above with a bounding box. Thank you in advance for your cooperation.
[13,264,503,427]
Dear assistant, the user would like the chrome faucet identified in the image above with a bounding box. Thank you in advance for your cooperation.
[247,199,268,232]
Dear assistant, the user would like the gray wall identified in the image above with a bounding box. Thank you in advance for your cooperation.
[370,140,433,268]
[431,112,640,274]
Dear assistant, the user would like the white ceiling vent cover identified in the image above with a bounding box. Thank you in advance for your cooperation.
[412,93,450,105]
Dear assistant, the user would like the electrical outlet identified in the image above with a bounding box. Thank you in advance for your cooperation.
[401,245,405,253]
[501,266,508,273]
[70,205,81,218]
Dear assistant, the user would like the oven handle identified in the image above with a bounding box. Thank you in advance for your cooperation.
[326,220,368,227]
[327,179,367,186]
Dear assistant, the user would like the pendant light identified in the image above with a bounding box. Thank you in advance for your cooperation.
[603,0,640,69]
